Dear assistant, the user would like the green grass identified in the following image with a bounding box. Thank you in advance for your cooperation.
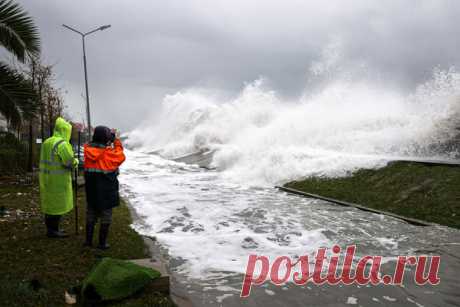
[285,162,460,229]
[0,179,175,307]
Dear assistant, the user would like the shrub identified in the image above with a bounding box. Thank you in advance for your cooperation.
[0,132,27,174]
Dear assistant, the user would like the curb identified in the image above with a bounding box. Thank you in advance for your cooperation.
[391,159,460,167]
[276,186,437,227]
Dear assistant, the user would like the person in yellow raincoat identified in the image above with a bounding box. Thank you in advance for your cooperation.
[39,117,78,238]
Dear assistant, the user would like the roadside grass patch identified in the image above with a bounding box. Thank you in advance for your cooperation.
[0,180,175,306]
[285,162,460,229]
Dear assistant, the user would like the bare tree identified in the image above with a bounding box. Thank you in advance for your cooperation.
[22,59,66,171]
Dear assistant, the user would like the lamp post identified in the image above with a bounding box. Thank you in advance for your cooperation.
[62,24,111,140]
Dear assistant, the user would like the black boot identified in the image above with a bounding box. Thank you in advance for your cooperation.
[46,215,68,238]
[45,215,53,236]
[97,223,110,250]
[84,222,95,247]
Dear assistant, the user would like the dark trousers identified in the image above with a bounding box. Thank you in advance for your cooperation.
[85,206,113,247]
[86,207,112,225]
[45,214,61,233]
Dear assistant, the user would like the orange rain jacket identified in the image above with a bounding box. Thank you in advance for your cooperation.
[84,139,126,210]
[84,139,125,173]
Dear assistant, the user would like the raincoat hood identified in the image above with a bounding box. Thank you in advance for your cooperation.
[92,126,111,145]
[53,117,72,141]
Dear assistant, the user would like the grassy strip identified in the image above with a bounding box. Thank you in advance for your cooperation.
[285,162,460,229]
[0,180,175,306]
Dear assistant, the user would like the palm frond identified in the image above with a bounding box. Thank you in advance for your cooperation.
[0,62,37,128]
[0,0,40,62]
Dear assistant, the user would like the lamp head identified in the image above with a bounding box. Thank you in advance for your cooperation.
[99,25,111,31]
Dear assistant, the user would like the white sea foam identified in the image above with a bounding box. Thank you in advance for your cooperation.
[128,68,460,186]
[120,151,332,278]
[120,149,457,284]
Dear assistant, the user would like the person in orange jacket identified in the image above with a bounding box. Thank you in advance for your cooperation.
[83,126,126,249]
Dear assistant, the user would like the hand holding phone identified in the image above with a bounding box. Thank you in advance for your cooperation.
[110,129,117,142]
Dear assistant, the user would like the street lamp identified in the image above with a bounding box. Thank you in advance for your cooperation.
[62,24,111,140]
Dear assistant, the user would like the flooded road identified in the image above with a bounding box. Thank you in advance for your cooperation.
[120,150,460,307]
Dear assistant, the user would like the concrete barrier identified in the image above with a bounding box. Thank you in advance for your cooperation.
[171,149,216,169]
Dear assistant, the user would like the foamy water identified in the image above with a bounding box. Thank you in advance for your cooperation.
[119,151,457,283]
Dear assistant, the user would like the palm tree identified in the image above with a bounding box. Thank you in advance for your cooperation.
[0,63,36,127]
[0,0,40,129]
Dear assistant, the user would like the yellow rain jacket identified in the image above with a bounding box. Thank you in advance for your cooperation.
[39,117,78,215]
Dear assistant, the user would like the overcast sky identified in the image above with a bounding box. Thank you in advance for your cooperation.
[18,0,460,131]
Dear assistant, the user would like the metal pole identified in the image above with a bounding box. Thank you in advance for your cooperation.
[82,36,92,140]
[62,24,111,140]
[75,130,81,235]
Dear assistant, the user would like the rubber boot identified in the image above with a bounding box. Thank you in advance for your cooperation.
[84,222,95,247]
[45,215,53,236]
[46,215,68,238]
[97,223,110,250]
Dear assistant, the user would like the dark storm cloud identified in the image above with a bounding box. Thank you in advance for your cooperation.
[17,0,460,130]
